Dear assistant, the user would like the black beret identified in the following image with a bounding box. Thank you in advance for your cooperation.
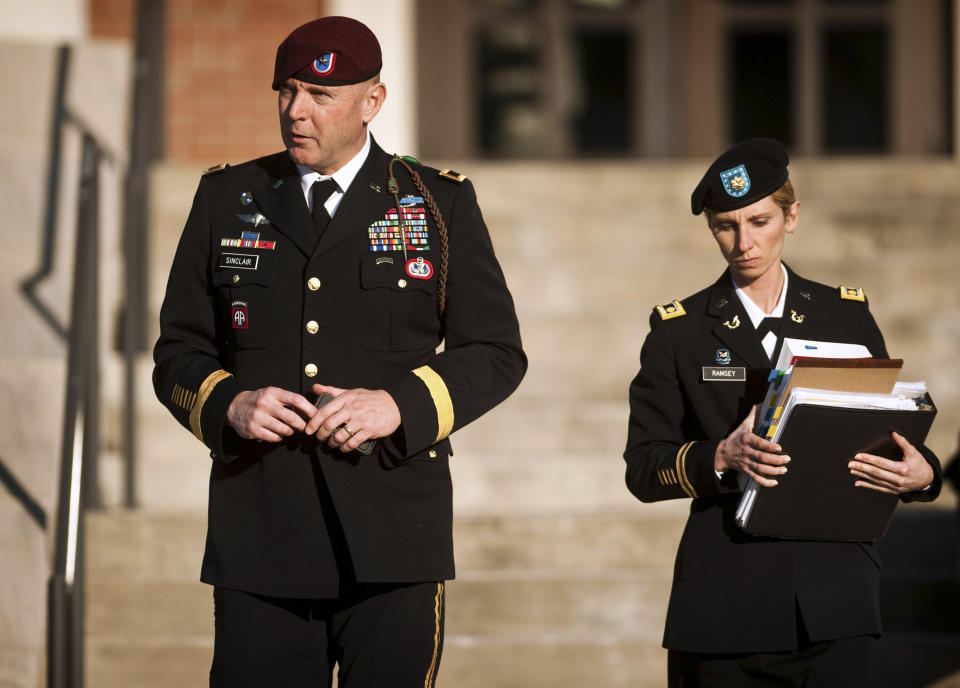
[690,138,790,215]
[272,16,382,90]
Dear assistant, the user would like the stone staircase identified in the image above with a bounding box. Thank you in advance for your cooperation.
[85,505,688,688]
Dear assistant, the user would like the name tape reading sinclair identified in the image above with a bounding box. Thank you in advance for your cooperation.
[218,253,259,270]
[702,366,746,382]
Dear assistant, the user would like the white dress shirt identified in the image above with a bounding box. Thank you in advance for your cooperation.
[295,130,372,220]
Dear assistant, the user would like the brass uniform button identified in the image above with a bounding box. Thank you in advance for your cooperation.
[305,320,319,334]
[304,363,318,377]
[232,274,240,284]
[307,277,322,291]
[428,450,437,459]
[397,279,407,289]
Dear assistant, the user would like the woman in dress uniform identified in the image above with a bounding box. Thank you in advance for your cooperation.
[623,138,942,687]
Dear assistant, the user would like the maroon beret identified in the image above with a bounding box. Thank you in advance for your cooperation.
[272,16,382,90]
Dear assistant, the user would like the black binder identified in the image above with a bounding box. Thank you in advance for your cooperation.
[743,401,937,541]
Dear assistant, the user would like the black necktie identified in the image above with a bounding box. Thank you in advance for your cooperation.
[756,316,782,340]
[310,178,339,237]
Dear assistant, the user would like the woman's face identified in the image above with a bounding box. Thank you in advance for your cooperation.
[708,196,799,285]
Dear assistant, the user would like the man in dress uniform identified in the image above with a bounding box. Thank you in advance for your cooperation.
[153,16,526,687]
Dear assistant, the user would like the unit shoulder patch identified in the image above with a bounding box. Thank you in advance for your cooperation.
[838,285,866,302]
[202,162,229,177]
[655,300,687,321]
[439,169,468,184]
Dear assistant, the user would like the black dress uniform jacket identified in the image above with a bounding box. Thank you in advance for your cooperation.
[624,265,941,654]
[153,141,526,599]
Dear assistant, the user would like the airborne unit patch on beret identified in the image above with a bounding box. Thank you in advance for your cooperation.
[272,16,382,89]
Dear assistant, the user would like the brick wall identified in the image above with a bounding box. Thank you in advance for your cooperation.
[89,0,325,164]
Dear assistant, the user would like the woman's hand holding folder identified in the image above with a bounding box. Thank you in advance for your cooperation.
[716,405,792,488]
[849,431,934,494]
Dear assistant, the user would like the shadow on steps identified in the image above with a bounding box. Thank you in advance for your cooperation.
[876,506,960,688]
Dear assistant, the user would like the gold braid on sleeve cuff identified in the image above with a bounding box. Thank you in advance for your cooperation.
[189,370,233,442]
[675,441,698,498]
[412,366,455,443]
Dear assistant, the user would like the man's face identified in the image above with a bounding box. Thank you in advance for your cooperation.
[278,77,384,174]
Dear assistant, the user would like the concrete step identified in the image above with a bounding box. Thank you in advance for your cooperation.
[439,636,667,688]
[87,642,211,688]
[87,579,211,641]
[84,570,672,645]
[447,570,669,639]
[451,396,630,455]
[86,635,669,688]
[453,509,686,570]
[84,509,683,687]
[451,453,640,515]
[86,509,687,580]
[86,511,207,581]
[131,390,642,514]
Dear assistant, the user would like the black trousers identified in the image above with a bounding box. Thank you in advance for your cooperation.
[667,634,877,688]
[210,581,445,688]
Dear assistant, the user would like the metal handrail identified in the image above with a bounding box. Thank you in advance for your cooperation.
[48,132,102,688]
[20,44,71,340]
[34,4,164,683]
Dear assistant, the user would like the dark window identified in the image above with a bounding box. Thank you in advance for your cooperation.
[568,0,639,7]
[573,29,632,154]
[823,0,887,5]
[729,30,794,145]
[822,25,887,151]
[476,22,544,156]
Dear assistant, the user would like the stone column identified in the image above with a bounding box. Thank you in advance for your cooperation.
[0,0,85,40]
[328,0,417,156]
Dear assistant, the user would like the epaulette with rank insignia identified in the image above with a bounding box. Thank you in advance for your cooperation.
[655,300,686,321]
[839,285,866,302]
[439,169,467,184]
[202,163,229,177]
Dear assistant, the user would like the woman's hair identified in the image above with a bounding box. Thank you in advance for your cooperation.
[768,179,796,217]
[705,179,796,222]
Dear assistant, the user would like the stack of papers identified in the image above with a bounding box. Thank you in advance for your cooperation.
[774,338,872,372]
[732,338,936,539]
[754,338,873,441]
[736,380,929,529]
